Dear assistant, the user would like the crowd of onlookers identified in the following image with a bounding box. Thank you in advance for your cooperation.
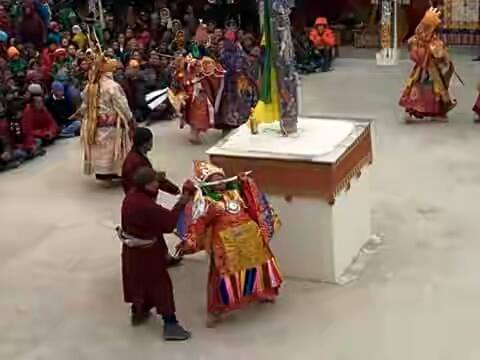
[0,0,335,172]
[0,0,267,172]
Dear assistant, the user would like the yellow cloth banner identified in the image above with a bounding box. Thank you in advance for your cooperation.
[254,68,281,124]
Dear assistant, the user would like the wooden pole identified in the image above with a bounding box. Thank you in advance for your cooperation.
[97,0,105,29]
[393,0,398,50]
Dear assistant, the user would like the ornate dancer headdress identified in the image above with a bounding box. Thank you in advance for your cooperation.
[83,25,117,146]
[419,7,441,32]
[193,161,225,183]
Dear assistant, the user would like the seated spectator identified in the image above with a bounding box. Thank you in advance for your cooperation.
[17,1,46,48]
[48,21,62,45]
[0,115,26,171]
[6,96,45,159]
[46,81,80,138]
[41,40,57,79]
[309,17,336,72]
[0,5,12,35]
[52,48,73,77]
[67,44,77,62]
[72,25,87,50]
[103,29,113,47]
[22,87,59,145]
[8,46,27,76]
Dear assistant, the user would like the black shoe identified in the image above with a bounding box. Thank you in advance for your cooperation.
[473,56,480,62]
[167,255,183,268]
[130,306,151,327]
[163,323,191,341]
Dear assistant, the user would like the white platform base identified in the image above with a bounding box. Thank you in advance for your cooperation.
[269,166,372,284]
[207,117,374,284]
[376,48,399,66]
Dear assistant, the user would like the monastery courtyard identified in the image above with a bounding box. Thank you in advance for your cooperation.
[2,49,480,359]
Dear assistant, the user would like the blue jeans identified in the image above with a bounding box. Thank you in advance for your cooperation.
[59,120,81,138]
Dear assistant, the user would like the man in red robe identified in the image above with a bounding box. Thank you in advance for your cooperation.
[122,127,183,267]
[122,127,180,195]
[120,166,192,341]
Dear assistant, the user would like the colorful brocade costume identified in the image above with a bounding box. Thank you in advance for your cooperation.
[399,7,456,120]
[78,56,133,178]
[178,161,282,315]
[168,56,225,135]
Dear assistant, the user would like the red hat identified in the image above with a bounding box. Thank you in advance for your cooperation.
[54,48,67,57]
[315,17,328,26]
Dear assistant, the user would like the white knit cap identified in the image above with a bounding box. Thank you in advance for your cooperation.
[72,25,82,34]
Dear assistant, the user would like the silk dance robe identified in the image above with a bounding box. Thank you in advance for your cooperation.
[183,176,282,315]
[80,73,134,177]
[171,57,224,133]
[399,29,456,119]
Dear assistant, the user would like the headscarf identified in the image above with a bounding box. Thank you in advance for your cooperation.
[54,48,67,58]
[49,21,60,32]
[72,25,82,34]
[28,83,43,96]
[51,81,64,93]
[0,30,7,42]
[7,46,19,59]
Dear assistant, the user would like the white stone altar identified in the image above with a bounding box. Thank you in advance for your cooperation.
[207,117,374,283]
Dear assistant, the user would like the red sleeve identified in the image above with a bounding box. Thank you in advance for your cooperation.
[409,45,427,66]
[31,109,59,138]
[146,201,185,235]
[309,29,321,47]
[184,204,217,253]
[322,29,336,47]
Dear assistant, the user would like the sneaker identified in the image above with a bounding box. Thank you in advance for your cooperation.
[163,323,191,341]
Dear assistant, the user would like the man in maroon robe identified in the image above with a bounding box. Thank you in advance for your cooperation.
[122,127,180,195]
[120,166,192,341]
[122,127,183,268]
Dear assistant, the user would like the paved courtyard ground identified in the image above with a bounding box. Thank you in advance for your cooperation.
[2,50,480,359]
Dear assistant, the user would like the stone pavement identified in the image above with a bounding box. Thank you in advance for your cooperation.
[2,51,480,359]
